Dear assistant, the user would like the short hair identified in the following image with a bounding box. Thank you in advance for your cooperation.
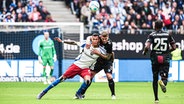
[101,31,109,37]
[155,20,163,30]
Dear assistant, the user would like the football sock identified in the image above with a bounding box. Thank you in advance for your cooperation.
[50,69,54,76]
[108,79,115,95]
[77,81,91,95]
[43,68,46,77]
[153,76,158,100]
[43,78,61,93]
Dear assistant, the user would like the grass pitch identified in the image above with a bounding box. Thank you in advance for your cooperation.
[0,82,183,104]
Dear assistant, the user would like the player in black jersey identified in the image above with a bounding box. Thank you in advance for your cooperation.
[142,20,176,103]
[75,31,116,99]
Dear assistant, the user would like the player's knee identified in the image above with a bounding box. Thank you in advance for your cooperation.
[106,73,112,80]
[59,76,66,82]
[85,79,91,86]
[160,72,168,80]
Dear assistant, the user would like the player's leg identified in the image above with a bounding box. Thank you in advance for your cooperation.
[37,64,80,100]
[76,70,96,98]
[47,59,54,84]
[75,68,93,99]
[37,75,66,100]
[152,65,159,102]
[42,58,47,84]
[158,65,169,93]
[104,64,116,99]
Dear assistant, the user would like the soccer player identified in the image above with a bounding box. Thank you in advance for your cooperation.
[75,31,116,99]
[142,20,176,103]
[37,34,102,100]
[38,32,57,84]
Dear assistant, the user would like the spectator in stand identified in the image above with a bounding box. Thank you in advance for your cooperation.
[149,0,156,15]
[0,11,6,21]
[99,7,109,21]
[15,1,22,14]
[115,13,124,31]
[29,6,40,22]
[146,14,153,29]
[11,10,16,21]
[4,12,14,22]
[37,1,44,13]
[169,8,177,22]
[122,21,130,30]
[99,20,110,33]
[175,14,182,26]
[0,0,13,12]
[123,0,131,14]
[179,10,184,21]
[141,22,148,29]
[177,0,184,10]
[16,13,23,22]
[80,1,91,25]
[21,7,28,22]
[162,2,171,15]
[111,21,121,34]
[129,21,138,34]
[27,0,34,14]
[172,20,180,32]
[179,20,184,35]
[70,0,80,20]
[134,14,144,29]
[101,0,111,15]
[41,7,50,20]
[111,1,127,19]
[132,0,141,14]
[45,15,55,22]
[9,3,16,13]
[141,1,152,16]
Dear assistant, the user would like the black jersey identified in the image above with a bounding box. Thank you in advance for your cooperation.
[97,39,113,64]
[146,30,175,64]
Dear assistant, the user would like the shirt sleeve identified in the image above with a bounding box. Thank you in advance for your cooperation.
[38,42,42,57]
[169,35,175,45]
[52,40,56,55]
[106,42,112,53]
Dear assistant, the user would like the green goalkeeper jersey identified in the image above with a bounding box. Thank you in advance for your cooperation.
[39,39,56,59]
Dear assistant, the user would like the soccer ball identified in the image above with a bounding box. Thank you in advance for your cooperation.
[89,1,100,12]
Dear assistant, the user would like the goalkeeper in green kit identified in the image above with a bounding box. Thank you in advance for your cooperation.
[38,32,57,84]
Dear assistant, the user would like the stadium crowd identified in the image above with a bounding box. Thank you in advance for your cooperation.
[68,0,184,34]
[0,0,55,22]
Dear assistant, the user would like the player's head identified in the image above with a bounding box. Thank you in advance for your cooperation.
[91,33,100,47]
[44,32,49,40]
[155,20,163,30]
[100,31,109,44]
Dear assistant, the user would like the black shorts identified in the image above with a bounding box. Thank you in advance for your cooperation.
[91,62,113,74]
[152,64,169,78]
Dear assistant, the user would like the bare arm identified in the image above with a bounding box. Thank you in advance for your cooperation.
[142,42,151,55]
[91,49,112,60]
[54,37,79,45]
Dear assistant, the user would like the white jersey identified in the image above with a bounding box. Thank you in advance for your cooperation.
[74,46,100,69]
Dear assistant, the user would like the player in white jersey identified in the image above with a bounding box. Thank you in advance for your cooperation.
[37,33,101,100]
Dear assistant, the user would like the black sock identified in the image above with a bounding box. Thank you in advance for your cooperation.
[153,77,158,100]
[108,79,115,96]
[162,79,168,86]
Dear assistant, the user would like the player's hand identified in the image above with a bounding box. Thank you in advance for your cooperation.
[86,44,91,49]
[142,51,146,55]
[54,37,62,43]
[53,54,57,62]
[91,49,101,55]
[38,56,43,64]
